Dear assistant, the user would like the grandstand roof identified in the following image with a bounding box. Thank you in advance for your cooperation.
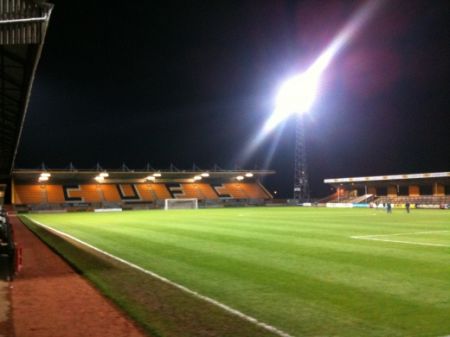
[324,172,450,187]
[0,0,53,179]
[12,168,275,184]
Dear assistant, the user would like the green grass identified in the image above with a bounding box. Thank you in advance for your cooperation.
[23,207,450,337]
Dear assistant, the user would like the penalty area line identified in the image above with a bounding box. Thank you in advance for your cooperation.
[352,230,450,239]
[24,216,295,337]
[351,237,450,248]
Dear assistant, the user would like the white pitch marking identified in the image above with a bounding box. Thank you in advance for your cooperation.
[351,230,450,248]
[24,216,295,337]
[352,237,450,248]
[352,230,450,239]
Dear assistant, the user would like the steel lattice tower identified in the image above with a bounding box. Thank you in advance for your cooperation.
[293,115,310,202]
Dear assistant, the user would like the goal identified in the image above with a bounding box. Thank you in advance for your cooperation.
[164,198,198,210]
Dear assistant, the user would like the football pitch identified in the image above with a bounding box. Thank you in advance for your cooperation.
[24,207,450,337]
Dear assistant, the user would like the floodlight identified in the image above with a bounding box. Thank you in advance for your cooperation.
[146,176,156,181]
[245,172,253,177]
[193,175,202,181]
[40,172,51,177]
[236,175,244,181]
[95,175,104,182]
[38,176,49,182]
[264,70,321,134]
[100,172,109,178]
[201,172,210,177]
[153,172,162,177]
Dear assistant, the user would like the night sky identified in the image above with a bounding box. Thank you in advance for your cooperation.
[15,1,450,198]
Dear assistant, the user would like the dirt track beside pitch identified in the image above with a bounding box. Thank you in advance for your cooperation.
[9,215,148,337]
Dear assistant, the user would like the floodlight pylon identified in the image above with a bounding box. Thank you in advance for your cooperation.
[294,115,310,203]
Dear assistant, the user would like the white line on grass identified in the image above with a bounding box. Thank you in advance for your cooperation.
[351,230,450,248]
[25,216,295,337]
[352,230,450,239]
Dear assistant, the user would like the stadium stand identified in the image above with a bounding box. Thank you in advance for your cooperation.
[324,172,450,207]
[100,184,122,202]
[375,196,450,205]
[14,185,43,204]
[241,183,272,199]
[11,169,275,210]
[46,184,66,203]
[195,183,219,200]
[13,182,271,207]
[212,183,270,199]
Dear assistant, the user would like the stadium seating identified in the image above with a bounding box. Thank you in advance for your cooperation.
[375,195,450,205]
[213,183,270,199]
[135,184,156,201]
[13,182,270,209]
[195,183,219,200]
[14,185,44,204]
[178,184,203,199]
[81,185,103,203]
[240,183,271,199]
[148,184,171,200]
[99,184,121,202]
[46,185,66,203]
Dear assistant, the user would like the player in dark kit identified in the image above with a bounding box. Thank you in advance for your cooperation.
[387,202,392,214]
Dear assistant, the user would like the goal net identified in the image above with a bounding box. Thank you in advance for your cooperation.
[164,198,198,210]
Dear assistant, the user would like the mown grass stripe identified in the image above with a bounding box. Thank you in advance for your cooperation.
[25,208,450,337]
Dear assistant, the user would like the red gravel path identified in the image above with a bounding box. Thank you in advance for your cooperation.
[9,216,149,337]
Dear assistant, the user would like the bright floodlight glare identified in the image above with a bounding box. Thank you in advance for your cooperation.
[264,69,321,134]
[146,175,155,181]
[193,175,202,181]
[153,172,162,177]
[95,175,104,182]
[236,175,244,181]
[245,172,253,177]
[38,176,48,182]
[201,172,210,177]
[262,1,383,135]
[100,172,109,177]
[40,172,51,177]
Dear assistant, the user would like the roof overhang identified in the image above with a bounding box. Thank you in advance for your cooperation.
[0,1,53,179]
[12,168,276,184]
[324,172,450,188]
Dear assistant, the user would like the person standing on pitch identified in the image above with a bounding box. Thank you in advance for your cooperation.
[387,202,392,214]
[405,202,410,213]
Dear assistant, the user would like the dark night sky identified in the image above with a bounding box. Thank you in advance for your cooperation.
[15,0,450,198]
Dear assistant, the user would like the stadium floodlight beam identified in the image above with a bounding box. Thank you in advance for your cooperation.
[153,172,162,177]
[146,175,156,181]
[263,70,321,134]
[99,172,109,178]
[234,1,382,202]
[236,175,244,181]
[201,172,210,177]
[245,172,254,177]
[260,0,383,203]
[265,67,323,203]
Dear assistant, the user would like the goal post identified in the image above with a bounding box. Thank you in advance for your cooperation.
[164,198,198,210]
